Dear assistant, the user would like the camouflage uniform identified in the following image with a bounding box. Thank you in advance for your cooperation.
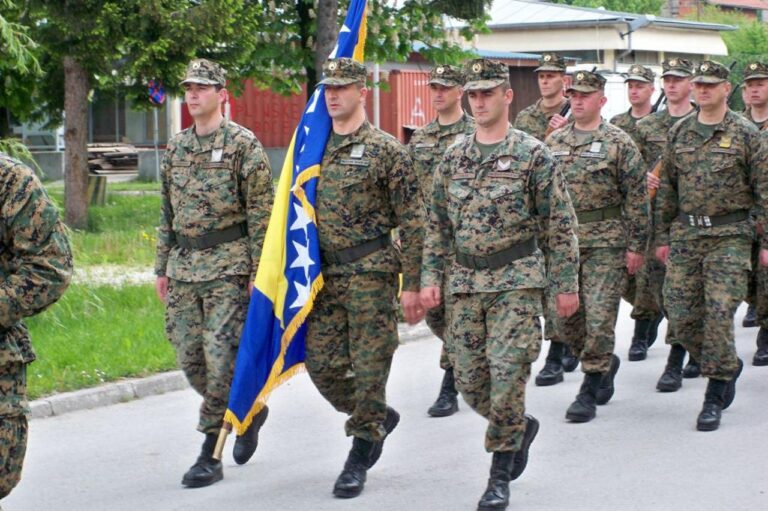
[155,59,274,434]
[609,64,656,146]
[655,61,768,382]
[514,53,569,144]
[547,71,649,374]
[407,64,475,370]
[304,59,424,443]
[422,60,579,452]
[0,155,72,499]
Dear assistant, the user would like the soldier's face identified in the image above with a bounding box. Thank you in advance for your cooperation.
[429,84,463,114]
[325,83,367,121]
[467,86,513,128]
[693,82,730,110]
[745,79,768,107]
[627,81,654,107]
[537,72,565,99]
[184,83,226,120]
[662,76,693,104]
[569,91,606,123]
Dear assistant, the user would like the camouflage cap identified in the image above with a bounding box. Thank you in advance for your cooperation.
[429,64,464,87]
[661,58,694,78]
[691,60,729,84]
[534,52,567,73]
[567,70,606,93]
[179,59,227,87]
[318,58,367,86]
[624,64,655,83]
[463,58,509,91]
[743,60,768,82]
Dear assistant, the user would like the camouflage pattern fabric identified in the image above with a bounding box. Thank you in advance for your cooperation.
[635,109,694,167]
[514,98,570,142]
[315,121,423,290]
[609,110,645,146]
[656,112,768,380]
[664,237,749,380]
[408,112,475,363]
[747,240,768,329]
[558,247,627,373]
[422,127,579,452]
[165,275,250,433]
[307,121,422,441]
[154,118,274,282]
[179,58,227,86]
[0,155,72,499]
[428,64,465,87]
[448,289,542,452]
[319,58,367,86]
[305,273,399,442]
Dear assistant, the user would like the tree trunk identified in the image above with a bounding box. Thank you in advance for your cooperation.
[63,55,89,230]
[302,0,338,99]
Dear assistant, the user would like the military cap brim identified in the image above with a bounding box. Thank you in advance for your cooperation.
[534,64,566,73]
[661,70,693,78]
[743,73,768,82]
[624,74,652,83]
[566,84,602,93]
[179,77,223,87]
[318,76,364,86]
[428,77,462,87]
[463,78,506,91]
[690,75,727,84]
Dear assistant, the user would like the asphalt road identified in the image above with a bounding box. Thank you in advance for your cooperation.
[4,302,767,511]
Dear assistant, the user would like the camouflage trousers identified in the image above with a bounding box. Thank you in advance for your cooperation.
[305,272,399,442]
[559,247,627,374]
[165,275,249,433]
[624,253,665,321]
[0,362,28,499]
[424,279,453,370]
[664,236,750,380]
[447,289,542,453]
[747,239,768,329]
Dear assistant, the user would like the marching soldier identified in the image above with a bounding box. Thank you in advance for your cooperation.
[515,52,578,385]
[610,64,656,144]
[421,58,580,511]
[546,70,649,423]
[654,60,768,431]
[155,58,274,487]
[407,64,475,417]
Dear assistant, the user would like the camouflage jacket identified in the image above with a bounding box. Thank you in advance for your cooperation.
[421,127,579,295]
[407,112,475,205]
[546,120,650,252]
[741,109,768,131]
[155,118,274,282]
[0,155,72,373]
[609,109,646,146]
[317,121,424,291]
[655,110,768,248]
[635,109,695,167]
[514,97,569,142]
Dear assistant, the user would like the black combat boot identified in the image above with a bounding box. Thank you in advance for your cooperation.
[753,328,768,366]
[182,432,223,488]
[333,437,374,498]
[561,344,579,372]
[477,451,515,510]
[367,406,400,468]
[428,368,459,417]
[628,319,651,361]
[743,304,757,328]
[682,354,701,378]
[656,344,685,392]
[510,414,539,481]
[723,358,743,410]
[535,341,565,386]
[565,372,602,423]
[596,354,620,405]
[696,379,727,431]
[233,405,269,465]
[646,313,664,348]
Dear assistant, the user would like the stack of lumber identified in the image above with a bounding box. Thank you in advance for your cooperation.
[88,144,138,174]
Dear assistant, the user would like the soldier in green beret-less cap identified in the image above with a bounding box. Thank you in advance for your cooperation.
[179,58,227,87]
[319,57,368,86]
[691,60,730,84]
[661,58,694,78]
[463,58,509,91]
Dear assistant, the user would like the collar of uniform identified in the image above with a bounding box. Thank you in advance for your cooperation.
[179,118,229,153]
[328,120,373,152]
[467,124,515,164]
[536,97,568,116]
[562,118,609,147]
[435,111,473,136]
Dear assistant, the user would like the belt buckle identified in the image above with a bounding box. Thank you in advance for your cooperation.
[697,215,711,228]
[687,215,696,227]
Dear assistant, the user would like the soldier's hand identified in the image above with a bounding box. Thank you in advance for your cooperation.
[626,251,644,275]
[155,276,169,303]
[248,279,254,296]
[419,286,441,310]
[549,114,568,131]
[556,292,579,318]
[646,171,661,190]
[760,248,768,267]
[655,245,670,265]
[400,291,424,325]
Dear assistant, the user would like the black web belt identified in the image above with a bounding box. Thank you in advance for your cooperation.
[456,237,538,270]
[677,210,749,228]
[175,222,248,250]
[576,205,622,224]
[321,233,391,265]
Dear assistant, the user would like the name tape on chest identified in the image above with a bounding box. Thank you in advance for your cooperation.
[551,150,571,157]
[414,142,436,149]
[579,151,607,159]
[339,158,370,167]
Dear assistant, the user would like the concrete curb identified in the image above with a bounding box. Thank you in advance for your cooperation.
[29,322,435,421]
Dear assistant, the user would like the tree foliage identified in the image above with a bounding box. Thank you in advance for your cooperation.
[548,0,664,15]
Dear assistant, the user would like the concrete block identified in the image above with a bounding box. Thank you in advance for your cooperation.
[31,151,65,181]
[138,149,162,181]
[132,371,188,398]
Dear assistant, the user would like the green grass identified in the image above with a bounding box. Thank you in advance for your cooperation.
[47,190,161,267]
[26,283,176,399]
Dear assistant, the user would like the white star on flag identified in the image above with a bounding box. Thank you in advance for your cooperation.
[289,279,311,309]
[289,239,314,272]
[290,203,313,234]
